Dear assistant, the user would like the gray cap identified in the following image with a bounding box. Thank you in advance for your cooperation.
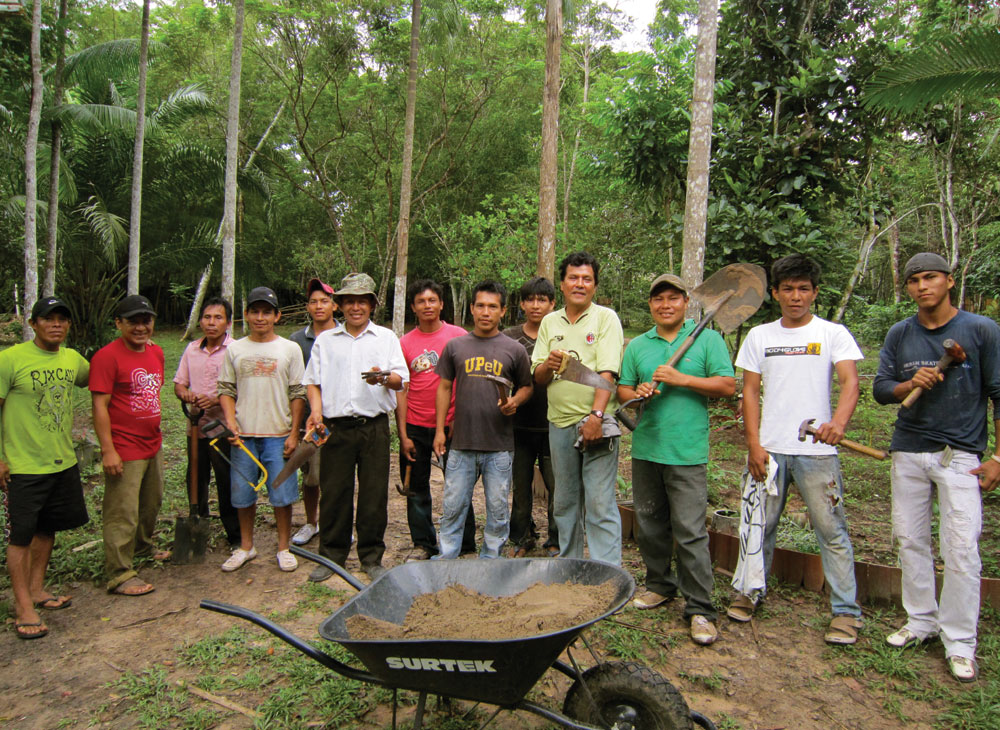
[649,273,689,297]
[335,272,378,303]
[246,286,279,310]
[903,253,951,282]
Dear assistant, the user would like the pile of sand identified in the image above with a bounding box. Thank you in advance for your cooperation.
[346,580,618,641]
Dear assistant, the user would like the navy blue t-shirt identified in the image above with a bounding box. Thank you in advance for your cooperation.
[873,310,1000,454]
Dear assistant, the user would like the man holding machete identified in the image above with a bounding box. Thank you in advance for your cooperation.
[730,254,865,645]
[288,278,339,547]
[617,274,736,645]
[396,278,476,560]
[304,273,408,581]
[874,252,1000,682]
[432,280,532,560]
[533,252,625,566]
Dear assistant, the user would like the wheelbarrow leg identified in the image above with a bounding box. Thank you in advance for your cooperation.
[413,691,427,730]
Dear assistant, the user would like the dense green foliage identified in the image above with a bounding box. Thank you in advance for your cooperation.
[2,0,1000,348]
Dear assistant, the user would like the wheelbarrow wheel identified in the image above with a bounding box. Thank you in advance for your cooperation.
[563,661,693,730]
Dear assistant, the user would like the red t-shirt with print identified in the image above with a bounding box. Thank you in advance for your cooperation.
[89,338,165,460]
[399,323,466,428]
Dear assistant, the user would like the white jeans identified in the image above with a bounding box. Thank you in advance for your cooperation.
[891,450,982,659]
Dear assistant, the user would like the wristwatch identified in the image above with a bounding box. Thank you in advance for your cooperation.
[590,409,604,419]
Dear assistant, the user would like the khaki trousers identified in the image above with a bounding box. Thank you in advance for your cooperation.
[103,451,164,590]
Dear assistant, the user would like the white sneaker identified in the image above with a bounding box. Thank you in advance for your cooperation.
[222,547,257,572]
[690,615,718,646]
[276,549,298,572]
[886,627,923,648]
[948,655,978,683]
[291,523,318,545]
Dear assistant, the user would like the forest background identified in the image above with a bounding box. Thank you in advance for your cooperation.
[2,0,1000,351]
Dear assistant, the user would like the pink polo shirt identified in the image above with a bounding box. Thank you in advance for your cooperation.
[173,333,234,429]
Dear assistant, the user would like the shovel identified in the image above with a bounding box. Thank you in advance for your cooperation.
[173,403,211,564]
[615,263,767,430]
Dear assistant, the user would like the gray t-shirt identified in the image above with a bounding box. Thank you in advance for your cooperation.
[436,332,532,451]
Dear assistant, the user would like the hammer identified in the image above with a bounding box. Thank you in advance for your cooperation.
[484,373,514,406]
[901,339,966,408]
[798,418,888,460]
[396,464,413,497]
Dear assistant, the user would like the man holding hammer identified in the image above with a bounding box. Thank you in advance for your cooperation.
[729,254,865,645]
[874,252,1000,682]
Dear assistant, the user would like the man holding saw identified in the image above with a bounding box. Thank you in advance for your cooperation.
[730,254,865,646]
[618,274,736,645]
[874,252,1000,682]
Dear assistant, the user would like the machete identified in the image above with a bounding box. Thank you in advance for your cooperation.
[272,424,330,486]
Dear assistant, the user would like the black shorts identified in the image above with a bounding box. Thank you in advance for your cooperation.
[4,465,89,546]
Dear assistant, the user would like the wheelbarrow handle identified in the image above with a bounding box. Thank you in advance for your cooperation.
[199,598,379,684]
[288,546,367,592]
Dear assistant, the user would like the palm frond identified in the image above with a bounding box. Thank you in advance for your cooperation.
[864,27,1000,113]
[62,39,144,81]
[78,194,127,266]
[150,84,213,129]
[49,102,139,134]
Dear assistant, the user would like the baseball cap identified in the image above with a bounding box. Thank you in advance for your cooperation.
[115,294,156,319]
[246,287,280,310]
[649,273,689,297]
[334,272,378,303]
[903,253,951,282]
[30,296,71,320]
[307,278,334,297]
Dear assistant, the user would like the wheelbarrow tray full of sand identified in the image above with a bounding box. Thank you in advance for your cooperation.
[201,549,716,730]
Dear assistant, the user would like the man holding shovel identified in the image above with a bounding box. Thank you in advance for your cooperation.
[432,280,532,560]
[1,298,90,638]
[874,252,1000,682]
[618,274,736,645]
[730,254,865,645]
[173,296,239,547]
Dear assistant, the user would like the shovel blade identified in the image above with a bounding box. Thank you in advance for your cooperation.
[690,263,767,333]
[173,514,209,564]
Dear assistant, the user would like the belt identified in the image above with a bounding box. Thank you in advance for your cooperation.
[326,413,387,429]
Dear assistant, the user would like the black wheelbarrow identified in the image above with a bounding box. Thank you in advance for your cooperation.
[200,547,716,730]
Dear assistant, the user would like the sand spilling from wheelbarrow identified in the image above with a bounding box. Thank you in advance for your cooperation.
[346,580,618,640]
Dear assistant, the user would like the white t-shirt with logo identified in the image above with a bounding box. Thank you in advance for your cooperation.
[735,316,863,455]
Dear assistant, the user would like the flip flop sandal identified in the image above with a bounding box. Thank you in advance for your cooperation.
[545,546,560,557]
[34,595,72,610]
[112,577,155,596]
[825,615,862,645]
[727,594,756,622]
[16,621,49,640]
[152,550,171,561]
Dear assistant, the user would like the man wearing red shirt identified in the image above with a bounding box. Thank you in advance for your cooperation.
[396,279,476,559]
[90,295,165,596]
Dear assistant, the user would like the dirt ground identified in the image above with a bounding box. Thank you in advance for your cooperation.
[0,461,961,730]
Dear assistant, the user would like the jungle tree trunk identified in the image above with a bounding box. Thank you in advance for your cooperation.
[536,0,561,281]
[44,0,69,298]
[392,0,421,337]
[126,0,150,295]
[22,0,44,339]
[681,0,718,309]
[220,0,245,308]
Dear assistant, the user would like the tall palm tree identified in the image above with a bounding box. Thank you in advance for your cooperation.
[536,0,561,281]
[127,0,151,295]
[22,0,43,339]
[221,0,245,308]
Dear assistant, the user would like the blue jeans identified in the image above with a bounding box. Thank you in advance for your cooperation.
[433,449,512,560]
[763,453,860,617]
[230,437,298,509]
[548,423,621,565]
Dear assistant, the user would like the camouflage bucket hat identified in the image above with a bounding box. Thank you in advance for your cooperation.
[335,272,378,303]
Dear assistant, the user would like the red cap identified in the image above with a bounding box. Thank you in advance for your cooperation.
[307,278,334,296]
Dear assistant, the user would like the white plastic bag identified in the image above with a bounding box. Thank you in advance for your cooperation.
[730,459,779,601]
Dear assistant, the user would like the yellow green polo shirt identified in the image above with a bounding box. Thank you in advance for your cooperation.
[531,303,624,427]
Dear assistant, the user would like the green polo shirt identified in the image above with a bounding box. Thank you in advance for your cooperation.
[619,320,734,465]
[531,303,624,428]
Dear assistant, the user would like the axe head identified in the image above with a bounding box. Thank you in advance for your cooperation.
[797,418,816,442]
[689,263,768,334]
[943,339,967,365]
[483,373,514,390]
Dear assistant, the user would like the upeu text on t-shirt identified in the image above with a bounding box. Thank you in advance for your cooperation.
[464,357,504,376]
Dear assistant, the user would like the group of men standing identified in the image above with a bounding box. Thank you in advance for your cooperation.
[2,250,997,684]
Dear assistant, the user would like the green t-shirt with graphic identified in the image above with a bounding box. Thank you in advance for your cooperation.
[619,321,734,465]
[0,341,90,474]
